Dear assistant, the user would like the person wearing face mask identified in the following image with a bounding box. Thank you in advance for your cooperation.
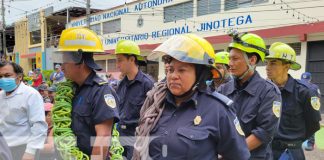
[217,32,281,159]
[0,60,47,160]
[133,34,250,160]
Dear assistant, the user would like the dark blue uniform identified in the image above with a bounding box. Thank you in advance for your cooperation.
[217,71,281,160]
[116,70,154,159]
[148,90,250,160]
[71,71,120,156]
[272,75,321,160]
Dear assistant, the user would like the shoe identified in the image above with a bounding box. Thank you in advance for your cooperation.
[303,140,314,151]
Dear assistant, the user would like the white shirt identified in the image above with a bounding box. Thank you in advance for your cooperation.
[0,82,47,155]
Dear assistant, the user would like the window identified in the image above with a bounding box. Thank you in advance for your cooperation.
[164,1,193,23]
[95,60,106,72]
[289,42,301,56]
[30,30,41,45]
[197,0,221,16]
[103,19,121,34]
[90,24,101,35]
[107,59,118,72]
[225,0,268,11]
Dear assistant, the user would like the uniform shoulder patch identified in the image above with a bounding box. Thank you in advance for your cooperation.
[211,91,233,106]
[104,94,116,108]
[311,96,321,111]
[234,117,245,136]
[272,101,281,118]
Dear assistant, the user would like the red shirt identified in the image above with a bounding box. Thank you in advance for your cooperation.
[32,74,43,87]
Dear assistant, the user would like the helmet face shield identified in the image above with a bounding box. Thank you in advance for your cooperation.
[55,52,82,64]
[149,35,213,66]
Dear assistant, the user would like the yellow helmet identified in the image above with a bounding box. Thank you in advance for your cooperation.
[265,42,301,70]
[148,34,215,67]
[228,32,268,62]
[57,27,104,53]
[115,40,144,61]
[215,51,230,65]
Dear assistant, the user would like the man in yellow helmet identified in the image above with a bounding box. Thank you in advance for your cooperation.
[265,42,321,159]
[114,40,154,159]
[56,28,119,159]
[212,51,232,89]
[217,32,281,159]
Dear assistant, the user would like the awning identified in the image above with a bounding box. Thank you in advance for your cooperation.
[21,53,36,58]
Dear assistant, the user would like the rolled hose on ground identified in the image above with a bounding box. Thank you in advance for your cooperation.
[52,81,124,160]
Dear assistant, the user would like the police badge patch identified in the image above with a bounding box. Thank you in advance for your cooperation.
[234,117,245,136]
[272,101,281,118]
[311,97,320,111]
[104,94,116,108]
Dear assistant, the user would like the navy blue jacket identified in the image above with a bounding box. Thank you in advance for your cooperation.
[275,75,321,141]
[148,90,250,160]
[217,71,281,160]
[117,70,154,134]
[71,71,120,156]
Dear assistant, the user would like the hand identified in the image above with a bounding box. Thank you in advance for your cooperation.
[22,152,34,160]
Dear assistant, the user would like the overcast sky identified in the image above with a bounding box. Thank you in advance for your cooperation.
[4,0,132,24]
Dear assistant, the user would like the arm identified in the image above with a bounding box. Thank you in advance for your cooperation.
[303,88,321,138]
[218,111,250,160]
[56,72,65,80]
[40,129,54,154]
[91,85,120,160]
[246,134,262,151]
[49,73,54,81]
[23,91,48,160]
[250,85,281,150]
[91,119,114,160]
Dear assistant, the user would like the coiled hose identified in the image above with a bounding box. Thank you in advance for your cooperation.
[52,81,124,160]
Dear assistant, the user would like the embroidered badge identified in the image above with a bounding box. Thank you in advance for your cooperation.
[234,117,245,136]
[311,97,321,111]
[272,101,281,118]
[104,94,116,108]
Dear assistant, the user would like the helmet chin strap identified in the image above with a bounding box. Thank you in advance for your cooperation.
[237,52,255,80]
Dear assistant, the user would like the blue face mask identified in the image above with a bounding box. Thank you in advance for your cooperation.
[0,77,18,92]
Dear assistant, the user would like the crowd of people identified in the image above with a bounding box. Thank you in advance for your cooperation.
[0,27,322,160]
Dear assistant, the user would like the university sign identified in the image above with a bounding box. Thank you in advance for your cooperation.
[70,0,174,27]
[103,15,253,45]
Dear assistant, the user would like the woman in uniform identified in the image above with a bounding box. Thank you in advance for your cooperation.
[132,34,250,160]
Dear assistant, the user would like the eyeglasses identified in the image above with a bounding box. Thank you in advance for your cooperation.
[229,32,269,56]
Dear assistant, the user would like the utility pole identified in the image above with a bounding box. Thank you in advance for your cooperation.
[1,0,6,59]
[86,0,90,28]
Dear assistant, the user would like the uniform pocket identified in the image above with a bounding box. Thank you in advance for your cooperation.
[126,97,145,120]
[72,104,91,132]
[177,127,209,140]
[176,127,210,158]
